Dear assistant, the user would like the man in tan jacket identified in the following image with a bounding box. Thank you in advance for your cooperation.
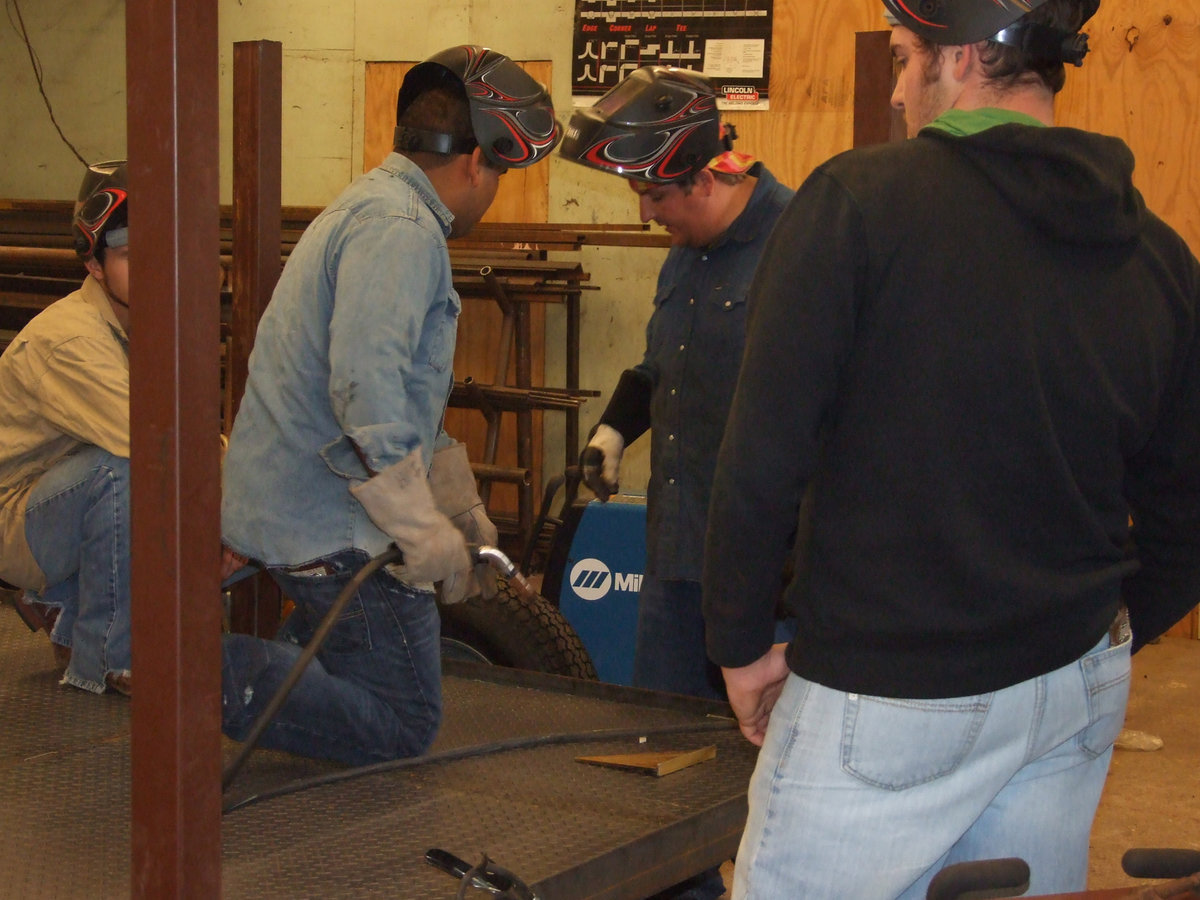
[0,160,132,695]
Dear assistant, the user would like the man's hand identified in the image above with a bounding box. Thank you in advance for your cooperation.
[579,423,625,501]
[721,644,791,746]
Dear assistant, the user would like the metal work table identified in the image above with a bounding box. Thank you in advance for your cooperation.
[0,605,754,898]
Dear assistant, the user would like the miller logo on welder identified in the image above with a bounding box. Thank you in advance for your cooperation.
[552,494,647,685]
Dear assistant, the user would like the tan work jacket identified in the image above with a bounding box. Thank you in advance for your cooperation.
[0,276,129,591]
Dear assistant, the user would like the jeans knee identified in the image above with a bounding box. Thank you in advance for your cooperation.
[95,454,130,501]
[220,634,275,736]
[404,705,441,757]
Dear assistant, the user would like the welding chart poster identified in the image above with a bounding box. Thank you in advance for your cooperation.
[572,0,773,110]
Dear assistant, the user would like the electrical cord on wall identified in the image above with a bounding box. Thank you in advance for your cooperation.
[6,0,90,166]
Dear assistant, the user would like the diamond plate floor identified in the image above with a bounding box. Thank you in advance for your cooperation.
[0,603,754,898]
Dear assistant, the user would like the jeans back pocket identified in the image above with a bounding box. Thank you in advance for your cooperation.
[843,694,991,791]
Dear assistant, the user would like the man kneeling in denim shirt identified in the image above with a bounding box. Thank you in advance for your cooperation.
[220,46,559,765]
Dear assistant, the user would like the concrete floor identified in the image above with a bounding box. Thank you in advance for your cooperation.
[715,636,1200,898]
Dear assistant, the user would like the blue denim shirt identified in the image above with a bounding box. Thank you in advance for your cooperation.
[222,154,459,566]
[636,164,793,579]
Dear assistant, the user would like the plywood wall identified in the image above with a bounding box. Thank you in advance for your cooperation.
[1056,4,1199,246]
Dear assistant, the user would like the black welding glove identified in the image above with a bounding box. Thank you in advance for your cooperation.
[580,368,651,502]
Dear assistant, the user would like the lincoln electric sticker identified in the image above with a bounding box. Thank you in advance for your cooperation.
[572,0,773,110]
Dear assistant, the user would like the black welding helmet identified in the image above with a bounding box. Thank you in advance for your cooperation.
[882,0,1100,64]
[394,45,560,169]
[73,159,128,260]
[559,66,721,184]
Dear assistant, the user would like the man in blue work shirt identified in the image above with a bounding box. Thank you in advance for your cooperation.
[560,66,794,900]
[220,46,559,766]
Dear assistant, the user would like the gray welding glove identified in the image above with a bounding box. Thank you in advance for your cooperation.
[428,441,499,600]
[350,448,475,604]
[580,424,625,502]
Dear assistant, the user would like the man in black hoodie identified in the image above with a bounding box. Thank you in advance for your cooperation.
[702,1,1200,896]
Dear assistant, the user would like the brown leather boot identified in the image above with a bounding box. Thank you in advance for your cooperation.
[12,593,60,635]
[105,672,132,696]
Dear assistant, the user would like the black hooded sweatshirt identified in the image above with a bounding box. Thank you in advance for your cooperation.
[703,121,1200,698]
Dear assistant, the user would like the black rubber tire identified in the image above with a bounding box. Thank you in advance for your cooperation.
[438,575,597,679]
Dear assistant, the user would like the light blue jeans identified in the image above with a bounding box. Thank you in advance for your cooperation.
[23,446,131,693]
[221,549,442,766]
[633,577,798,900]
[733,629,1131,899]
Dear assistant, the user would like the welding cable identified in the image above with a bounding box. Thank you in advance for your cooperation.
[220,544,405,793]
[222,716,736,814]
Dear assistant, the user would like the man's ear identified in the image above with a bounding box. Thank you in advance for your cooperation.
[693,167,717,198]
[953,43,976,82]
[466,146,487,186]
[84,256,104,281]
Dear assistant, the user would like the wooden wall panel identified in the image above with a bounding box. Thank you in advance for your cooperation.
[718,1,879,188]
[363,61,552,521]
[1056,3,1200,247]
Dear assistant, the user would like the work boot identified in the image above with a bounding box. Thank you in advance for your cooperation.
[105,672,132,697]
[9,592,69,670]
[11,592,60,636]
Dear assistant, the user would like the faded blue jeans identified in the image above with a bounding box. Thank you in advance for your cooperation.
[733,628,1131,899]
[221,549,442,766]
[24,446,130,694]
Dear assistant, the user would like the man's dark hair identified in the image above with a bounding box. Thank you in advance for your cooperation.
[977,0,1091,93]
[670,168,749,195]
[917,0,1090,95]
[395,82,475,170]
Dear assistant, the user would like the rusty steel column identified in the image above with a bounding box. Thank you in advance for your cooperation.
[514,302,535,545]
[226,40,285,638]
[565,288,581,465]
[853,31,906,148]
[229,39,282,427]
[127,0,223,896]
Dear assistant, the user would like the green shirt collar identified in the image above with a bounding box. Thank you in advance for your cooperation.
[925,108,1046,137]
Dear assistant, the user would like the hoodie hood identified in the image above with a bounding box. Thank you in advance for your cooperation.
[923,121,1146,247]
